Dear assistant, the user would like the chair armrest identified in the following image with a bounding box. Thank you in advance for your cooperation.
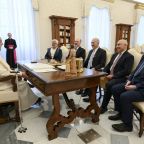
[0,75,17,92]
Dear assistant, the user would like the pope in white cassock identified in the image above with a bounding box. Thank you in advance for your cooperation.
[0,48,38,111]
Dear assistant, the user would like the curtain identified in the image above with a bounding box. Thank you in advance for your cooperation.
[0,0,37,61]
[87,6,110,50]
[136,16,144,46]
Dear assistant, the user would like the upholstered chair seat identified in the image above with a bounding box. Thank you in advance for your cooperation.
[0,75,20,124]
[133,102,144,137]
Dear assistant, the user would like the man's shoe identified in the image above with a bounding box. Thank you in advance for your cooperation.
[34,98,42,105]
[83,98,89,102]
[75,90,83,95]
[112,123,133,132]
[28,83,35,88]
[100,107,108,114]
[81,92,88,97]
[108,114,121,121]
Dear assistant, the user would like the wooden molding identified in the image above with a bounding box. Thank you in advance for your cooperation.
[135,3,144,10]
[122,0,144,4]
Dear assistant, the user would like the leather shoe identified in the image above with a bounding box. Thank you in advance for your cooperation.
[75,90,83,95]
[112,123,132,132]
[108,114,121,121]
[83,98,89,102]
[34,98,42,105]
[100,107,107,114]
[81,92,88,97]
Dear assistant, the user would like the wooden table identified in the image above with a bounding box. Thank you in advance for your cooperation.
[18,63,106,140]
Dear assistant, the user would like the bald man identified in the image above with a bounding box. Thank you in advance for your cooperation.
[101,39,134,114]
[110,55,144,132]
[84,38,106,70]
[45,39,62,62]
[74,38,86,61]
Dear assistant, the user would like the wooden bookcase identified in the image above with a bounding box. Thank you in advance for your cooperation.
[49,15,77,48]
[115,24,133,49]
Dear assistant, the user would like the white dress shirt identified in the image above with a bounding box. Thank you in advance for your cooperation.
[87,47,99,69]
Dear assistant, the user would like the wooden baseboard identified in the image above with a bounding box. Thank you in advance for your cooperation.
[0,117,9,124]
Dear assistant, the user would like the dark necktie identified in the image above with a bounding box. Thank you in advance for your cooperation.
[110,53,122,74]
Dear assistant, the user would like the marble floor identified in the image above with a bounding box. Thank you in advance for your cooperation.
[0,90,144,144]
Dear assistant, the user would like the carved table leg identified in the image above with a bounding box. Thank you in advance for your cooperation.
[46,94,61,140]
[63,93,76,110]
[89,87,100,123]
[47,94,77,140]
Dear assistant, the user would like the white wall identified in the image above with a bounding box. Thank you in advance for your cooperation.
[36,0,141,57]
[37,0,83,58]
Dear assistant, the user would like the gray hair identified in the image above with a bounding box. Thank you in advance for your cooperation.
[52,39,59,44]
[92,38,100,44]
[118,39,128,46]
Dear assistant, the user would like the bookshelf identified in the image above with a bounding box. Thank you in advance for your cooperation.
[115,24,133,49]
[49,15,77,48]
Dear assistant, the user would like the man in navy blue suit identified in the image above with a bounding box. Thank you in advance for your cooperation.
[109,55,144,132]
[74,38,86,95]
[45,39,62,62]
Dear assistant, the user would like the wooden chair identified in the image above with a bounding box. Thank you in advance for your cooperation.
[133,102,144,137]
[98,48,112,101]
[0,75,20,124]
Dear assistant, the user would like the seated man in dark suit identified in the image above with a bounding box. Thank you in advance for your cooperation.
[82,37,106,102]
[45,39,62,62]
[100,39,134,114]
[109,55,144,132]
[74,38,86,61]
[74,38,86,95]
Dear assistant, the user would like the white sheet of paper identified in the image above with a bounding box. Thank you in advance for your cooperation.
[33,68,57,72]
[24,63,57,72]
[24,63,54,70]
[57,65,66,70]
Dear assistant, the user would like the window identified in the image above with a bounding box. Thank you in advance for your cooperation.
[137,16,144,45]
[0,0,37,61]
[87,6,110,50]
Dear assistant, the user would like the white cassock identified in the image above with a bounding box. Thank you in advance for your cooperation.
[0,56,37,111]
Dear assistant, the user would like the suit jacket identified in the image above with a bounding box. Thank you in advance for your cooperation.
[76,47,86,61]
[128,55,144,92]
[104,51,134,79]
[45,47,62,62]
[4,38,17,49]
[84,48,106,70]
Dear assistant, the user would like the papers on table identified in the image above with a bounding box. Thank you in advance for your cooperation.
[33,69,57,72]
[57,65,66,70]
[24,63,57,72]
